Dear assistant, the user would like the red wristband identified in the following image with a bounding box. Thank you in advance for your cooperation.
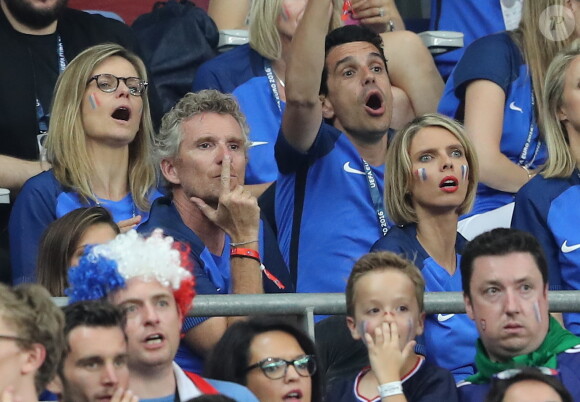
[230,247,261,262]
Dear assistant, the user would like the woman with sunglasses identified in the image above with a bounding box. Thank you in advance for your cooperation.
[205,317,322,402]
[9,43,160,285]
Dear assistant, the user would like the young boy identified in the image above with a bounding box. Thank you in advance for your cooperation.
[326,252,458,401]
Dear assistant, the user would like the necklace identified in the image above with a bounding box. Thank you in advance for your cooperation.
[272,70,285,88]
[91,191,136,218]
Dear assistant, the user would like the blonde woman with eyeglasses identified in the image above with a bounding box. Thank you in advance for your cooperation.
[9,43,160,286]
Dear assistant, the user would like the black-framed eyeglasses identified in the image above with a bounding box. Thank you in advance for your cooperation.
[87,73,148,96]
[246,355,316,380]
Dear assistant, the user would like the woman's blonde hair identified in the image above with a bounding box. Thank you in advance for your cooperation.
[386,113,479,225]
[510,0,576,125]
[249,0,342,60]
[541,39,580,178]
[46,43,156,211]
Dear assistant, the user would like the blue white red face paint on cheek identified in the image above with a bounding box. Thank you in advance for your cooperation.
[533,300,542,323]
[416,168,427,182]
[280,3,290,20]
[88,93,100,110]
[461,164,469,181]
[358,320,369,345]
[405,317,415,345]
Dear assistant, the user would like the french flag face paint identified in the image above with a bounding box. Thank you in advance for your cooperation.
[533,300,542,323]
[405,317,415,345]
[88,93,99,110]
[461,164,469,181]
[280,3,290,21]
[358,320,369,345]
[416,168,427,182]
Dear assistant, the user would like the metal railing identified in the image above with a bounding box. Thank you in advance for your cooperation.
[54,290,580,338]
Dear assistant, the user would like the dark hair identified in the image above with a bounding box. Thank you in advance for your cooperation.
[60,301,126,373]
[485,367,572,402]
[320,24,387,96]
[204,317,323,402]
[460,228,548,297]
[37,207,119,296]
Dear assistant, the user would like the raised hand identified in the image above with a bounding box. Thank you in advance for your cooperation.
[350,0,401,33]
[191,155,260,242]
[117,215,142,233]
[111,387,139,402]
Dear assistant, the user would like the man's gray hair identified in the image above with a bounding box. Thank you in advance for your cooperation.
[155,90,250,167]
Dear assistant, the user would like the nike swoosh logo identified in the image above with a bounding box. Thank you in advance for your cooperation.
[437,314,455,322]
[250,141,269,147]
[561,240,580,253]
[564,345,580,354]
[343,162,365,175]
[509,102,523,113]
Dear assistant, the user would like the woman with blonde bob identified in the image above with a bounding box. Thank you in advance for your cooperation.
[371,113,479,381]
[512,39,580,335]
[9,43,160,285]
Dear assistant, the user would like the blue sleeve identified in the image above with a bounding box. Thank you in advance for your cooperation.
[451,33,519,100]
[206,379,259,402]
[511,179,563,289]
[9,173,59,285]
[371,234,407,254]
[192,260,220,296]
[275,122,341,174]
[182,249,215,330]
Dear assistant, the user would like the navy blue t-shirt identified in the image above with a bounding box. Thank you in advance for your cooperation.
[326,357,458,402]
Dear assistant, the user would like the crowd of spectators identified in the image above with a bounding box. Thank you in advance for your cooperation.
[3,0,580,400]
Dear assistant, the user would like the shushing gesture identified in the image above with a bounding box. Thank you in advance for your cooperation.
[111,387,139,402]
[191,155,260,242]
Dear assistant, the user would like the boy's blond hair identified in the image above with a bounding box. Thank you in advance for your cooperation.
[346,252,425,317]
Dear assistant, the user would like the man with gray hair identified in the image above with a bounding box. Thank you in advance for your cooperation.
[138,89,292,374]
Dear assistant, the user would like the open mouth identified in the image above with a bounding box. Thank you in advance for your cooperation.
[364,91,384,115]
[283,390,303,400]
[439,176,459,193]
[112,106,131,122]
[144,333,164,345]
